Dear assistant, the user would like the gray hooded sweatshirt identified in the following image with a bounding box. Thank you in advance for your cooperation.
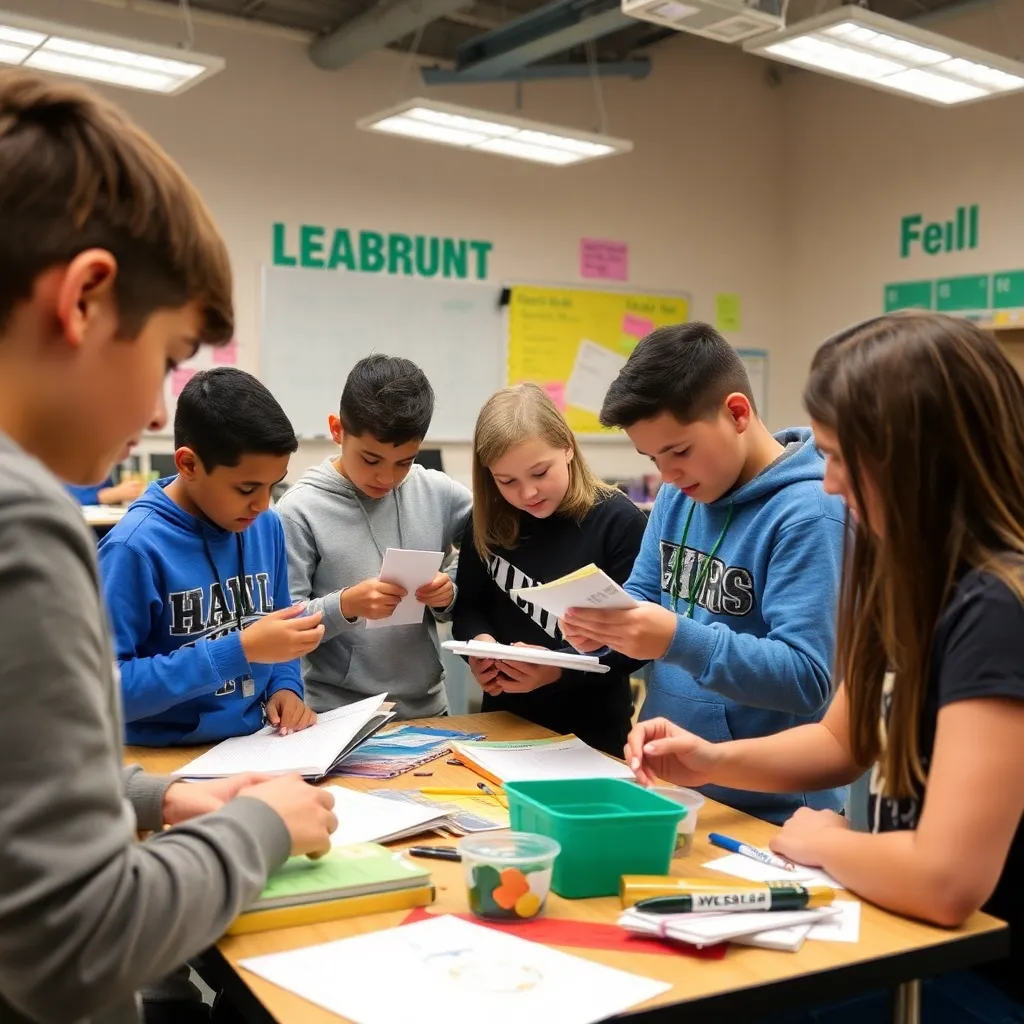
[277,460,472,718]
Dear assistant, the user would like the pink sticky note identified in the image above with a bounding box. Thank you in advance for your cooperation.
[622,313,655,339]
[580,238,628,281]
[543,381,567,411]
[171,367,196,397]
[213,338,238,365]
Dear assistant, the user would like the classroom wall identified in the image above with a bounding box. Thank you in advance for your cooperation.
[11,0,791,485]
[780,0,1024,360]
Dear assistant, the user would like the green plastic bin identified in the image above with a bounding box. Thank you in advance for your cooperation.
[504,778,686,899]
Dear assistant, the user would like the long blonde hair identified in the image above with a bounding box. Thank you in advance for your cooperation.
[804,312,1024,798]
[472,383,616,559]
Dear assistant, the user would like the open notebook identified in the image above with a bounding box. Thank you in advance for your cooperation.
[509,563,637,620]
[450,736,635,786]
[442,640,609,674]
[172,694,394,779]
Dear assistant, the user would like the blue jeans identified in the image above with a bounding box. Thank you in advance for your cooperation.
[763,972,1023,1023]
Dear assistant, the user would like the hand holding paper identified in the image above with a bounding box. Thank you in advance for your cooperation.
[364,548,443,629]
[414,571,454,610]
[564,601,677,660]
[495,643,562,693]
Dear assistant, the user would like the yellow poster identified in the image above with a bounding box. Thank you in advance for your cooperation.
[507,285,689,435]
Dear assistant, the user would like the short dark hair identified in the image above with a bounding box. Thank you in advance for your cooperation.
[175,368,297,470]
[339,354,434,444]
[0,70,232,344]
[600,322,754,428]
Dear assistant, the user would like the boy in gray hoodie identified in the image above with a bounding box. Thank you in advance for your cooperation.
[278,355,472,718]
[0,71,336,1024]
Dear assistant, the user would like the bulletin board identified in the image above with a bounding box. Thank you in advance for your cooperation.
[506,285,690,436]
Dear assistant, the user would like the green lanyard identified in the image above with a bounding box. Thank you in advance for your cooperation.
[669,501,734,617]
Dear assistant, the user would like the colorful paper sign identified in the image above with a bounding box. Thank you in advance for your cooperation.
[542,381,567,411]
[171,367,196,397]
[580,238,628,281]
[622,313,655,339]
[715,293,742,332]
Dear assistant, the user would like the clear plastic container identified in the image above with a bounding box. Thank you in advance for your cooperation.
[458,832,561,921]
[650,786,704,856]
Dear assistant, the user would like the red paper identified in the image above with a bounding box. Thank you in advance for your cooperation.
[542,381,567,412]
[401,908,727,960]
[622,313,656,339]
[580,238,628,281]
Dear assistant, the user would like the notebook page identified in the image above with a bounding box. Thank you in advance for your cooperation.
[442,640,610,674]
[173,694,387,778]
[452,737,634,783]
[324,786,448,846]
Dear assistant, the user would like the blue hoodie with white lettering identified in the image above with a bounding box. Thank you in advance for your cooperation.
[98,478,303,746]
[628,429,848,823]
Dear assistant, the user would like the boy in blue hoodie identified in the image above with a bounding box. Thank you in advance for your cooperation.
[99,367,323,746]
[562,323,846,823]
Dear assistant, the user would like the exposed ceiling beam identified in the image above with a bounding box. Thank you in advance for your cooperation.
[422,57,650,82]
[309,0,473,70]
[452,0,633,81]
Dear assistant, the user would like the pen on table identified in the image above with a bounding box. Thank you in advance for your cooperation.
[420,787,505,797]
[407,846,462,862]
[708,832,796,871]
[476,781,507,805]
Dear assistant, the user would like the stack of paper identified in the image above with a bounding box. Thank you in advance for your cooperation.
[368,788,509,835]
[442,639,609,675]
[172,694,394,779]
[704,853,845,890]
[325,787,453,846]
[239,914,670,1024]
[508,562,637,619]
[449,735,634,786]
[620,900,861,952]
[332,725,487,779]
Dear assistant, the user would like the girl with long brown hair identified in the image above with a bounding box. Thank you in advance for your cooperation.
[626,313,1024,1017]
[452,383,647,755]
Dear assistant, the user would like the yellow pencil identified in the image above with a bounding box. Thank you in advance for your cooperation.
[420,787,504,797]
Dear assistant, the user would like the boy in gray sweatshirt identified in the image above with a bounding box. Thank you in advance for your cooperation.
[0,71,336,1024]
[278,355,472,718]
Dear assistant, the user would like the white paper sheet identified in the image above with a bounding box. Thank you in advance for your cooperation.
[703,853,845,890]
[365,548,444,629]
[565,340,626,415]
[806,900,861,943]
[171,694,388,778]
[239,914,670,1024]
[442,640,610,674]
[509,564,637,621]
[450,736,635,783]
[323,786,450,847]
[618,905,842,948]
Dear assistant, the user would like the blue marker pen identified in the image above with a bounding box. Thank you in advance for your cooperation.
[708,833,796,872]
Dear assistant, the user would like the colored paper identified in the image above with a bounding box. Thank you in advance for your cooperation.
[171,367,196,397]
[580,238,628,281]
[622,313,655,339]
[542,381,567,411]
[565,340,626,416]
[401,908,728,960]
[213,338,238,365]
[715,293,742,332]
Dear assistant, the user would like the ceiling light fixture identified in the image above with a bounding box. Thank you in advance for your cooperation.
[0,8,224,95]
[743,4,1024,106]
[357,98,633,167]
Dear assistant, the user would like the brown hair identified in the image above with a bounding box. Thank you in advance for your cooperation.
[804,311,1024,798]
[0,69,232,344]
[472,383,616,559]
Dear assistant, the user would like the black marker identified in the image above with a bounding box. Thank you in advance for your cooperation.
[407,846,462,862]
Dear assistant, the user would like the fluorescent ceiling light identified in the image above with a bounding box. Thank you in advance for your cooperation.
[0,9,224,95]
[744,4,1024,106]
[357,98,632,167]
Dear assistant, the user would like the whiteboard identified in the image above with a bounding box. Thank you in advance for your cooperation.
[260,267,504,440]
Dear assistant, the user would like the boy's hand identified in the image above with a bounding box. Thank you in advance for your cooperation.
[416,572,454,609]
[468,633,506,696]
[496,643,561,693]
[564,603,676,660]
[239,775,338,859]
[241,604,324,664]
[162,772,273,826]
[100,478,144,505]
[559,616,605,653]
[341,578,406,620]
[266,690,317,735]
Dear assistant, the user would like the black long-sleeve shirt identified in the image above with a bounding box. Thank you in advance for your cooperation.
[453,491,648,755]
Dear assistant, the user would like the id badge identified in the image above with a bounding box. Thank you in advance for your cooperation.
[241,676,255,698]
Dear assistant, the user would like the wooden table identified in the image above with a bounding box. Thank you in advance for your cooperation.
[127,712,1009,1024]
